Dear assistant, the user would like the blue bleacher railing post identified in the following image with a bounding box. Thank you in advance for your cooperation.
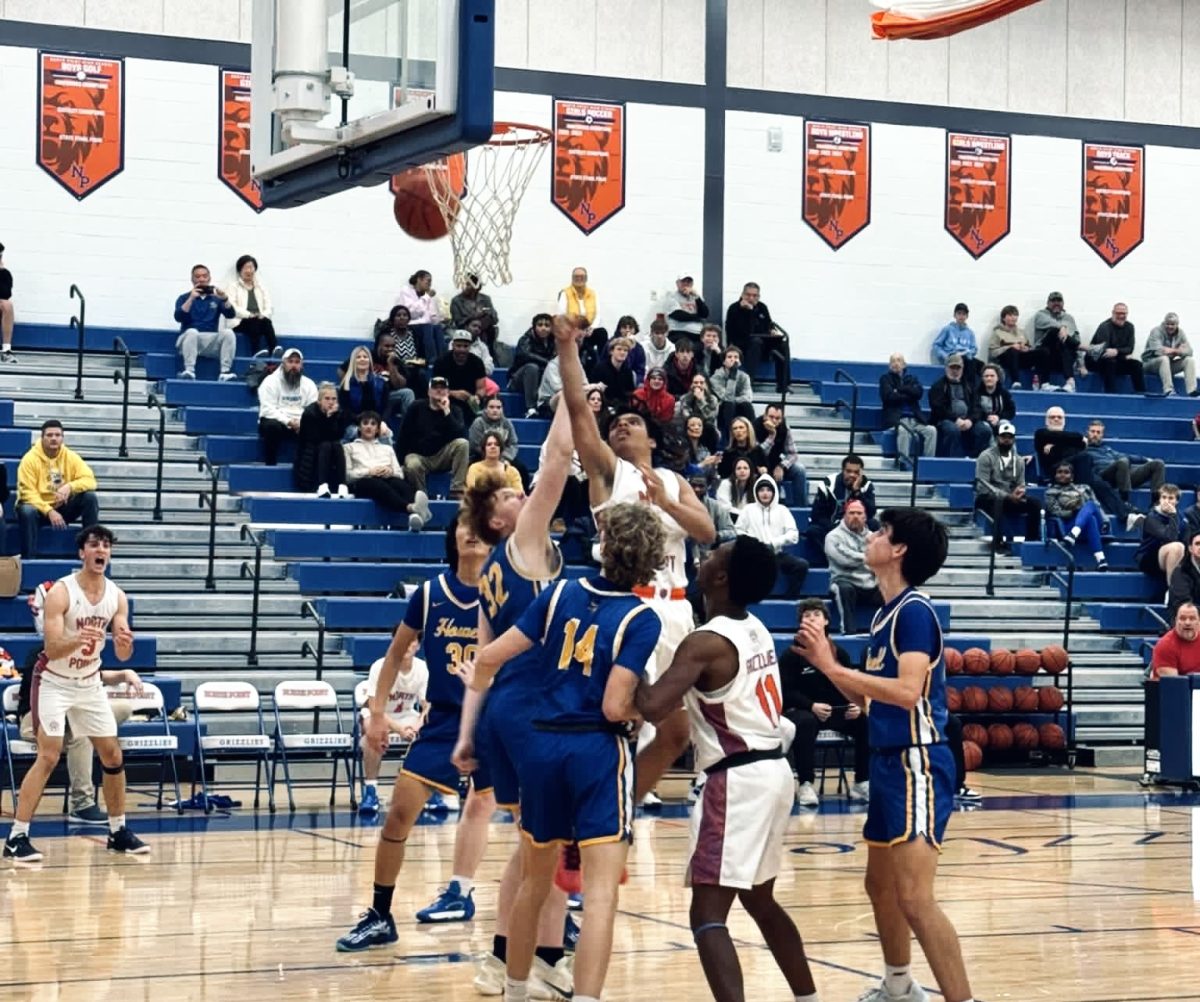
[833,369,859,454]
[69,284,86,401]
[239,525,264,666]
[198,457,220,590]
[146,393,167,522]
[908,445,920,508]
[300,604,328,733]
[112,337,132,458]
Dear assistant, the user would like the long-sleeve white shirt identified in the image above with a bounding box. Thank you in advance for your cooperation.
[344,438,404,483]
[257,368,317,423]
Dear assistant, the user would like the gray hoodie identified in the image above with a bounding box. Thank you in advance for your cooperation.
[824,518,876,590]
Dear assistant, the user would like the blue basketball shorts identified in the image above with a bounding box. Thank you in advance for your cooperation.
[401,708,492,795]
[862,743,955,849]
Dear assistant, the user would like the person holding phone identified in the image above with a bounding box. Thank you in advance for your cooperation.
[174,263,237,381]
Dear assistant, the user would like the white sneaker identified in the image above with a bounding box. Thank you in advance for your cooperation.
[525,408,538,419]
[1063,378,1076,392]
[529,955,574,1000]
[848,780,870,803]
[855,983,930,1002]
[473,953,505,995]
[316,483,331,499]
[641,791,663,808]
[1126,511,1145,532]
[1011,381,1022,389]
[795,780,819,807]
[218,371,239,382]
[335,484,351,499]
[178,370,196,380]
[409,490,432,532]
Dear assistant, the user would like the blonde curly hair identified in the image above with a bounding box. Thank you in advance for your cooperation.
[599,502,666,590]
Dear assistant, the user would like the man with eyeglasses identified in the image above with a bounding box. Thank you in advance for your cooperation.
[929,354,991,458]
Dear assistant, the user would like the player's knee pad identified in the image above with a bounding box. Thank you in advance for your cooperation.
[691,921,727,942]
[101,761,125,776]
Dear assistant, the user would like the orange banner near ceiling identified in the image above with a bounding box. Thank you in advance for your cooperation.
[1081,143,1145,267]
[37,51,125,200]
[803,120,871,251]
[945,131,1011,258]
[552,98,626,234]
[219,68,262,212]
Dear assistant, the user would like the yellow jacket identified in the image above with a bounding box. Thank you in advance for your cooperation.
[17,440,97,514]
[557,285,597,324]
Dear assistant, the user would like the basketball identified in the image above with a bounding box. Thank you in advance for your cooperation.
[987,723,1014,751]
[1013,722,1040,750]
[1041,645,1069,675]
[1038,722,1067,749]
[963,722,989,748]
[1038,685,1065,712]
[962,647,990,675]
[392,169,454,240]
[987,686,1014,713]
[963,740,983,772]
[962,686,989,712]
[946,685,962,712]
[1014,648,1041,675]
[944,646,963,675]
[1013,686,1039,712]
[989,648,1015,675]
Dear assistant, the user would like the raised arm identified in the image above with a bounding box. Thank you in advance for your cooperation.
[511,400,572,575]
[640,468,716,544]
[553,316,617,490]
[636,630,728,723]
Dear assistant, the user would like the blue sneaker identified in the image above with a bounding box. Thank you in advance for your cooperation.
[423,791,449,814]
[358,786,380,816]
[415,880,475,923]
[336,908,398,952]
[566,892,583,912]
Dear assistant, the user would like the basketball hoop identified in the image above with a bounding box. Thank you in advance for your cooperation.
[423,121,551,288]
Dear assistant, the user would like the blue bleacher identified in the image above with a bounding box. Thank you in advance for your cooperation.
[0,635,156,668]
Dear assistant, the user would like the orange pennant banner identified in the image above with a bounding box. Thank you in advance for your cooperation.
[37,51,125,200]
[1081,143,1145,267]
[803,120,871,250]
[945,131,1011,258]
[219,68,262,212]
[552,98,626,234]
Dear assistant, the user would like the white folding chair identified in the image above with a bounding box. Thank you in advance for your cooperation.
[350,679,410,795]
[192,681,273,812]
[270,680,355,812]
[108,682,182,811]
[1,683,69,814]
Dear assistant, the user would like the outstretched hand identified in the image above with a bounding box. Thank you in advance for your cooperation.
[638,465,667,507]
[791,620,834,673]
[552,314,584,344]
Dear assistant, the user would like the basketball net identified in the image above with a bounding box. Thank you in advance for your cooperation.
[424,122,551,288]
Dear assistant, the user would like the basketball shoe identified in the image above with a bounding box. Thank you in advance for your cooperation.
[855,983,930,1002]
[358,785,381,816]
[530,955,573,1000]
[336,908,398,952]
[3,833,43,863]
[416,880,475,923]
[473,953,505,995]
[107,828,151,854]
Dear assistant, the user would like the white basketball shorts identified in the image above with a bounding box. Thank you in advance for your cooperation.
[32,671,116,739]
[647,595,695,682]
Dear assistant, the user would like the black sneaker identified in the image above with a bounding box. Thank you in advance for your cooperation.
[0,350,17,364]
[68,804,109,826]
[4,834,44,863]
[956,786,983,802]
[107,827,151,854]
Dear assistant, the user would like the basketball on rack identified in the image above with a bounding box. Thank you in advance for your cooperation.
[1012,722,1040,750]
[1038,686,1065,711]
[988,687,1014,713]
[962,647,990,675]
[1014,648,1041,675]
[944,646,963,675]
[1013,685,1039,712]
[1041,645,1069,675]
[1038,722,1066,749]
[963,740,983,772]
[987,723,1014,751]
[990,648,1015,675]
[393,168,456,240]
[961,685,988,712]
[963,722,989,747]
[946,685,962,712]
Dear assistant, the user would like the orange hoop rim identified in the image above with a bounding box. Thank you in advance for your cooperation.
[484,121,553,148]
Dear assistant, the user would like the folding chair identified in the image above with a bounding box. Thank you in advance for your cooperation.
[270,680,355,812]
[192,681,273,812]
[108,682,182,812]
[1,684,68,814]
[815,729,851,797]
[350,679,410,795]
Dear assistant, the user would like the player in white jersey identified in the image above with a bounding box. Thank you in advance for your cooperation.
[637,536,820,1002]
[358,632,428,816]
[553,314,716,799]
[3,525,149,864]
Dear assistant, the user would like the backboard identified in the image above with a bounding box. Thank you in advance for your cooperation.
[250,0,494,209]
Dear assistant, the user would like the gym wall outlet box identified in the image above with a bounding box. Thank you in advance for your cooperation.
[767,126,783,152]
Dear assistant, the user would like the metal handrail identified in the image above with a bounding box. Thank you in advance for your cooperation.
[832,369,859,454]
[69,284,86,401]
[197,457,220,590]
[1048,537,1077,756]
[976,499,999,597]
[301,604,328,732]
[908,446,921,508]
[765,322,792,407]
[145,393,167,522]
[111,337,132,458]
[239,525,265,666]
[1143,604,1170,633]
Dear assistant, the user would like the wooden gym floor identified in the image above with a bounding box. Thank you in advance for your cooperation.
[2,768,1196,1002]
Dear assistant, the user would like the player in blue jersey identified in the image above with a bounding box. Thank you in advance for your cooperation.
[467,502,667,1002]
[336,513,493,952]
[454,401,577,997]
[794,507,973,1002]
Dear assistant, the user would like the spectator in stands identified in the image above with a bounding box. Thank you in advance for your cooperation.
[295,383,347,497]
[662,273,709,343]
[399,376,469,498]
[710,345,756,440]
[716,457,755,519]
[1168,533,1200,619]
[879,352,936,462]
[16,420,99,559]
[396,269,442,325]
[433,330,488,423]
[1138,484,1186,586]
[780,599,869,807]
[1032,291,1082,392]
[987,305,1034,387]
[449,274,500,361]
[755,402,808,505]
[461,319,496,379]
[1089,302,1145,394]
[677,372,720,432]
[1143,312,1197,396]
[631,367,675,425]
[717,416,767,480]
[590,337,636,408]
[174,263,236,381]
[974,420,1041,553]
[557,266,597,327]
[588,386,613,437]
[466,430,523,493]
[1149,601,1200,678]
[932,302,981,383]
[736,476,808,598]
[468,395,527,490]
[929,354,991,458]
[611,316,646,384]
[0,241,17,362]
[1035,406,1142,529]
[976,363,1016,435]
[682,416,721,488]
[664,337,697,397]
[807,453,877,563]
[642,320,675,373]
[228,254,276,356]
[825,498,881,633]
[1045,461,1109,570]
[377,307,425,412]
[345,411,431,530]
[697,324,724,377]
[258,348,317,466]
[725,281,789,396]
[688,475,737,563]
[1086,419,1165,506]
[339,346,392,441]
[509,314,555,418]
